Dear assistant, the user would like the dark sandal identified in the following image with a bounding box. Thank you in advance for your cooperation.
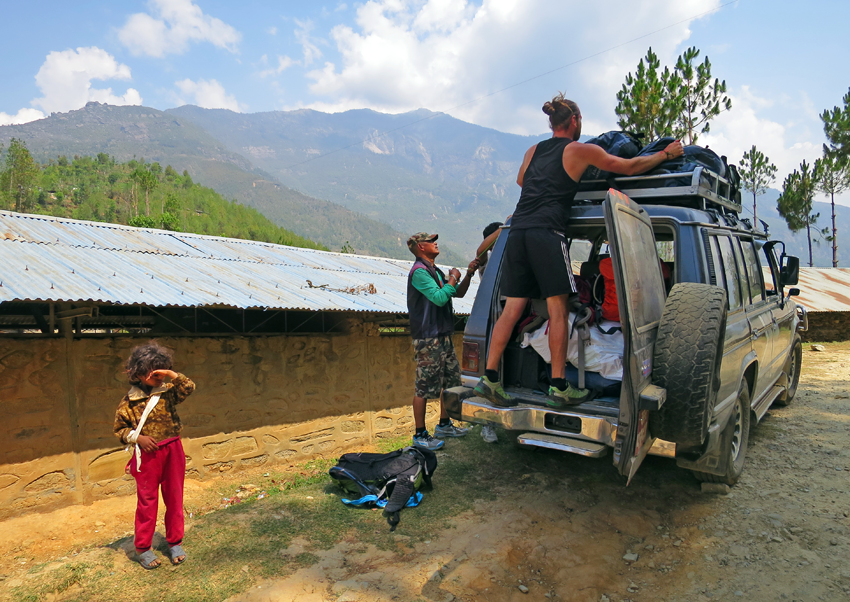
[138,550,161,570]
[169,544,187,565]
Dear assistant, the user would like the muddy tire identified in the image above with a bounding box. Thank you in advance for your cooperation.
[773,338,802,407]
[693,385,750,485]
[651,283,727,451]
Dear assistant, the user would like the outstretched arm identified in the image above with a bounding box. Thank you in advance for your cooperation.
[454,259,480,298]
[563,140,684,182]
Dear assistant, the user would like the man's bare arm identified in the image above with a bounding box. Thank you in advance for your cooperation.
[516,145,537,187]
[475,216,511,260]
[455,259,480,298]
[563,140,684,182]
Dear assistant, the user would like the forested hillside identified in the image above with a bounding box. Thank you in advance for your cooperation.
[168,106,537,258]
[0,139,326,250]
[0,102,419,261]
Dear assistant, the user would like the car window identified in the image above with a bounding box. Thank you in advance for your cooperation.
[616,212,666,331]
[715,236,743,311]
[739,238,765,304]
[762,244,780,294]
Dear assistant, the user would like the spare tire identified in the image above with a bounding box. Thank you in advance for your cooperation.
[651,283,727,450]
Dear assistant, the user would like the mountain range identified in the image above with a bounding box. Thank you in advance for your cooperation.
[1,101,846,267]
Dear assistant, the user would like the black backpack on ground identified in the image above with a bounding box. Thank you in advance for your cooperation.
[329,446,437,531]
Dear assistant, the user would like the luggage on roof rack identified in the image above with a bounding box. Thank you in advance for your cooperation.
[574,166,742,214]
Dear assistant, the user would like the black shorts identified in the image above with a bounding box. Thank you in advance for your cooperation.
[500,228,576,299]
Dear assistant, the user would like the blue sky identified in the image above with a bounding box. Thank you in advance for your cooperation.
[1,0,849,204]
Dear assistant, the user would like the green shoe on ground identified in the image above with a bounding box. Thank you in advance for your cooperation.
[473,376,517,407]
[546,383,590,407]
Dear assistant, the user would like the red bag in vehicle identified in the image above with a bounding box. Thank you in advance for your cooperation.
[598,258,619,322]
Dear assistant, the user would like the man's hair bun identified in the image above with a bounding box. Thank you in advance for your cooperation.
[542,93,579,132]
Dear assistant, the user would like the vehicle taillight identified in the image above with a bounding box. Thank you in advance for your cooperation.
[462,341,479,372]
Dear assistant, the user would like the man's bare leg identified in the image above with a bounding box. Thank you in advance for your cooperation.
[485,297,528,371]
[474,297,527,407]
[546,294,570,379]
[413,395,448,430]
[545,294,589,405]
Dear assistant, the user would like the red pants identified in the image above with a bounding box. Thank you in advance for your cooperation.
[129,437,185,552]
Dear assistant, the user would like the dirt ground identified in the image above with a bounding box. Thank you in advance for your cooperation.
[1,343,849,602]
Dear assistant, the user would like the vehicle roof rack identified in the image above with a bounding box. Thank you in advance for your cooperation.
[574,166,742,214]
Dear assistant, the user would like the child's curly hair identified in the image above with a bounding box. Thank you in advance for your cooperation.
[125,341,174,385]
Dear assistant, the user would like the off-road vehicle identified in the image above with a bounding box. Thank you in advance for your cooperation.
[443,167,807,484]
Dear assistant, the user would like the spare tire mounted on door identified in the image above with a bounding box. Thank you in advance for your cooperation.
[651,283,728,451]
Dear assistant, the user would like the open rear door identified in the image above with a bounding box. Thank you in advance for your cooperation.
[602,189,667,483]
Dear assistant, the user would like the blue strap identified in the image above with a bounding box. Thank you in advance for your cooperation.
[341,494,379,507]
[342,491,423,508]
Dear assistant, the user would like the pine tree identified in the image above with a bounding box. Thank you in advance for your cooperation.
[814,148,850,267]
[821,87,850,162]
[616,47,730,144]
[615,47,682,139]
[777,161,820,267]
[1,138,40,213]
[673,47,732,145]
[738,145,777,223]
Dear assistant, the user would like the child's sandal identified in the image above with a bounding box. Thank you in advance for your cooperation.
[169,544,187,565]
[138,550,161,570]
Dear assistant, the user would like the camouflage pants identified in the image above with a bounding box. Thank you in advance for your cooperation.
[413,335,461,400]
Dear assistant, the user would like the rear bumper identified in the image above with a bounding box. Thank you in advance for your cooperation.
[443,385,676,458]
[443,386,619,447]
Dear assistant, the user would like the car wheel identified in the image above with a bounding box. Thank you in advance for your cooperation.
[773,338,802,407]
[693,384,751,485]
[651,283,728,451]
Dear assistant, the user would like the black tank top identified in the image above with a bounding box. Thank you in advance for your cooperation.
[510,137,579,232]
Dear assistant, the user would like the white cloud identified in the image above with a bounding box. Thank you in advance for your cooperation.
[303,0,720,134]
[701,86,822,180]
[295,19,323,66]
[31,47,142,115]
[175,78,243,111]
[701,86,850,207]
[118,0,241,57]
[267,26,277,35]
[259,55,294,78]
[0,108,45,126]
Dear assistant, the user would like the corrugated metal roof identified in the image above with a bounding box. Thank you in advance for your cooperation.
[765,266,850,313]
[0,211,479,315]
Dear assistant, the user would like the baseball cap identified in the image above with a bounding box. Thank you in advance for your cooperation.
[407,232,438,250]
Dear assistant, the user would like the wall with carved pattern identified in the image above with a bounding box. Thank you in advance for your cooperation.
[0,318,455,518]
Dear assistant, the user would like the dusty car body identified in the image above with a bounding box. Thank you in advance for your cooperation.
[444,168,806,484]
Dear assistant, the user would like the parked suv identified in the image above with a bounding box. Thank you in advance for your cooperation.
[443,168,807,484]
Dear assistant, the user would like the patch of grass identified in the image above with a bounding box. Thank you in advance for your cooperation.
[9,431,566,602]
[10,562,103,602]
[375,434,412,453]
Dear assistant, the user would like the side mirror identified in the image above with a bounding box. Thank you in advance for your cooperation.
[780,256,800,286]
[788,287,800,297]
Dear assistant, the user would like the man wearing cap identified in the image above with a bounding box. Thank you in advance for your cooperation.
[406,232,478,450]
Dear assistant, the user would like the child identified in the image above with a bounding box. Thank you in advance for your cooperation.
[113,342,195,570]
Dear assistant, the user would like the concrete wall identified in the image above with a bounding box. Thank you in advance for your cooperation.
[801,311,850,342]
[0,318,453,518]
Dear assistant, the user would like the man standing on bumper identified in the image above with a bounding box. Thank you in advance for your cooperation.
[407,232,478,450]
[474,93,683,409]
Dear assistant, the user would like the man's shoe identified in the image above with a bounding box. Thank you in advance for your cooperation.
[412,430,445,450]
[434,421,469,438]
[546,383,590,408]
[473,376,517,407]
[481,424,498,444]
